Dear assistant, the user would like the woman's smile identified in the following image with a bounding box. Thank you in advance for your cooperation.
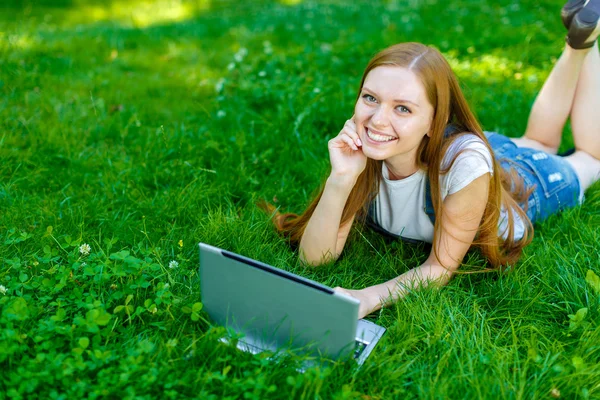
[365,127,398,144]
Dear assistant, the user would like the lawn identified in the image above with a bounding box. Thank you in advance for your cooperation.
[1,0,599,398]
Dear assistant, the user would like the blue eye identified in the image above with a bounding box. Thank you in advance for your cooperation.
[396,105,411,113]
[362,94,376,103]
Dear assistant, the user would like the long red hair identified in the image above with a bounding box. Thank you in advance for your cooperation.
[264,43,533,269]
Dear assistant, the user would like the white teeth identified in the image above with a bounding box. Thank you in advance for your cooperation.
[367,129,396,142]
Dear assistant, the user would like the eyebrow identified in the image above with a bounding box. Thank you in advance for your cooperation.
[362,87,420,107]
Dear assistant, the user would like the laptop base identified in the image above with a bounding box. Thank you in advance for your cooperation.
[218,319,385,371]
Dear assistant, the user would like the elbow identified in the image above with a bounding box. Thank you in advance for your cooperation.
[430,264,456,286]
[300,257,323,268]
[298,246,337,268]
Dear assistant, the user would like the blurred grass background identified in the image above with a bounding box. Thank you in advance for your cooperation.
[1,0,599,399]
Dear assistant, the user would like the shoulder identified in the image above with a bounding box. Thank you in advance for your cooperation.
[441,133,494,196]
[442,133,493,171]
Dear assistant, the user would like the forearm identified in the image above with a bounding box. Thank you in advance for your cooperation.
[299,174,356,265]
[361,263,454,314]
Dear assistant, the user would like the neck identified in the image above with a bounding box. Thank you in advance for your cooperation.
[385,158,419,180]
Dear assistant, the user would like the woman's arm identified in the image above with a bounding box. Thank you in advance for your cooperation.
[299,175,357,265]
[299,118,366,266]
[336,173,490,318]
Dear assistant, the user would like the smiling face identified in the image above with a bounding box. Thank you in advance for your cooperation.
[354,65,434,178]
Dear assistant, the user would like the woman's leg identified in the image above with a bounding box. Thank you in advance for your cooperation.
[565,41,600,191]
[512,45,590,153]
[569,42,600,158]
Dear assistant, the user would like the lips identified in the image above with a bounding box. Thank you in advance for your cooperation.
[365,127,398,143]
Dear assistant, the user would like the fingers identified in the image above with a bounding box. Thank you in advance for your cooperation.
[329,118,363,152]
[342,119,362,148]
[333,286,350,296]
[339,133,359,151]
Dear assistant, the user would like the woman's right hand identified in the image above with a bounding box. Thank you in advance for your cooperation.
[328,118,367,181]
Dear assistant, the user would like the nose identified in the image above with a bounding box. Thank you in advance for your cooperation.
[371,105,390,128]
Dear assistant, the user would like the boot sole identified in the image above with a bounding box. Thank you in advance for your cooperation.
[562,0,588,29]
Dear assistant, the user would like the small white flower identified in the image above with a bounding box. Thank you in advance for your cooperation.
[0,285,6,295]
[258,71,266,77]
[168,260,179,269]
[79,243,91,256]
[227,62,235,71]
[263,41,273,55]
[81,262,87,267]
[215,78,225,93]
[217,110,226,118]
[313,87,321,94]
[320,43,332,53]
[233,47,248,63]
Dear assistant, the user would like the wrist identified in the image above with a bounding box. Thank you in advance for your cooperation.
[360,287,384,314]
[326,173,358,189]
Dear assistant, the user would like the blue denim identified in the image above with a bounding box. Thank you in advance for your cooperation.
[484,132,581,224]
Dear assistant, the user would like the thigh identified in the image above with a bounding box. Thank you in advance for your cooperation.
[565,151,600,192]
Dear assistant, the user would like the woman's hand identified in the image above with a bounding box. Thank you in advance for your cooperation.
[333,286,378,320]
[328,118,367,181]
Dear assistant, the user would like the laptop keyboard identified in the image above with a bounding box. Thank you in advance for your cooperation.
[353,341,367,359]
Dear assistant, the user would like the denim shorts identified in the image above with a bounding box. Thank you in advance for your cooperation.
[484,132,581,224]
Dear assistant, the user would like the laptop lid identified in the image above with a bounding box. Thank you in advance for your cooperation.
[199,243,360,359]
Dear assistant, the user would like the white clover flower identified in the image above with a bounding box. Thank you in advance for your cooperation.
[168,260,179,269]
[217,110,226,118]
[313,87,321,94]
[320,43,332,53]
[258,71,266,77]
[0,285,6,295]
[79,243,91,256]
[233,47,248,62]
[215,78,225,93]
[227,62,235,71]
[263,41,273,55]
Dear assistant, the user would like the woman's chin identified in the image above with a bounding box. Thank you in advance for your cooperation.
[361,146,388,161]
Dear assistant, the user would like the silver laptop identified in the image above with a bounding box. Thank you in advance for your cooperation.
[199,243,386,366]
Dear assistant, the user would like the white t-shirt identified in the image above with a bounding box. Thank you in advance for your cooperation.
[370,134,526,242]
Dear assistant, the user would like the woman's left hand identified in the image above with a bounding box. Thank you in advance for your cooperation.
[333,286,378,319]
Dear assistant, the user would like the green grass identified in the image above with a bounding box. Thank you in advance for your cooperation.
[1,0,600,398]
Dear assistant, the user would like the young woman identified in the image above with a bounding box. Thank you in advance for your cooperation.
[267,1,600,319]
